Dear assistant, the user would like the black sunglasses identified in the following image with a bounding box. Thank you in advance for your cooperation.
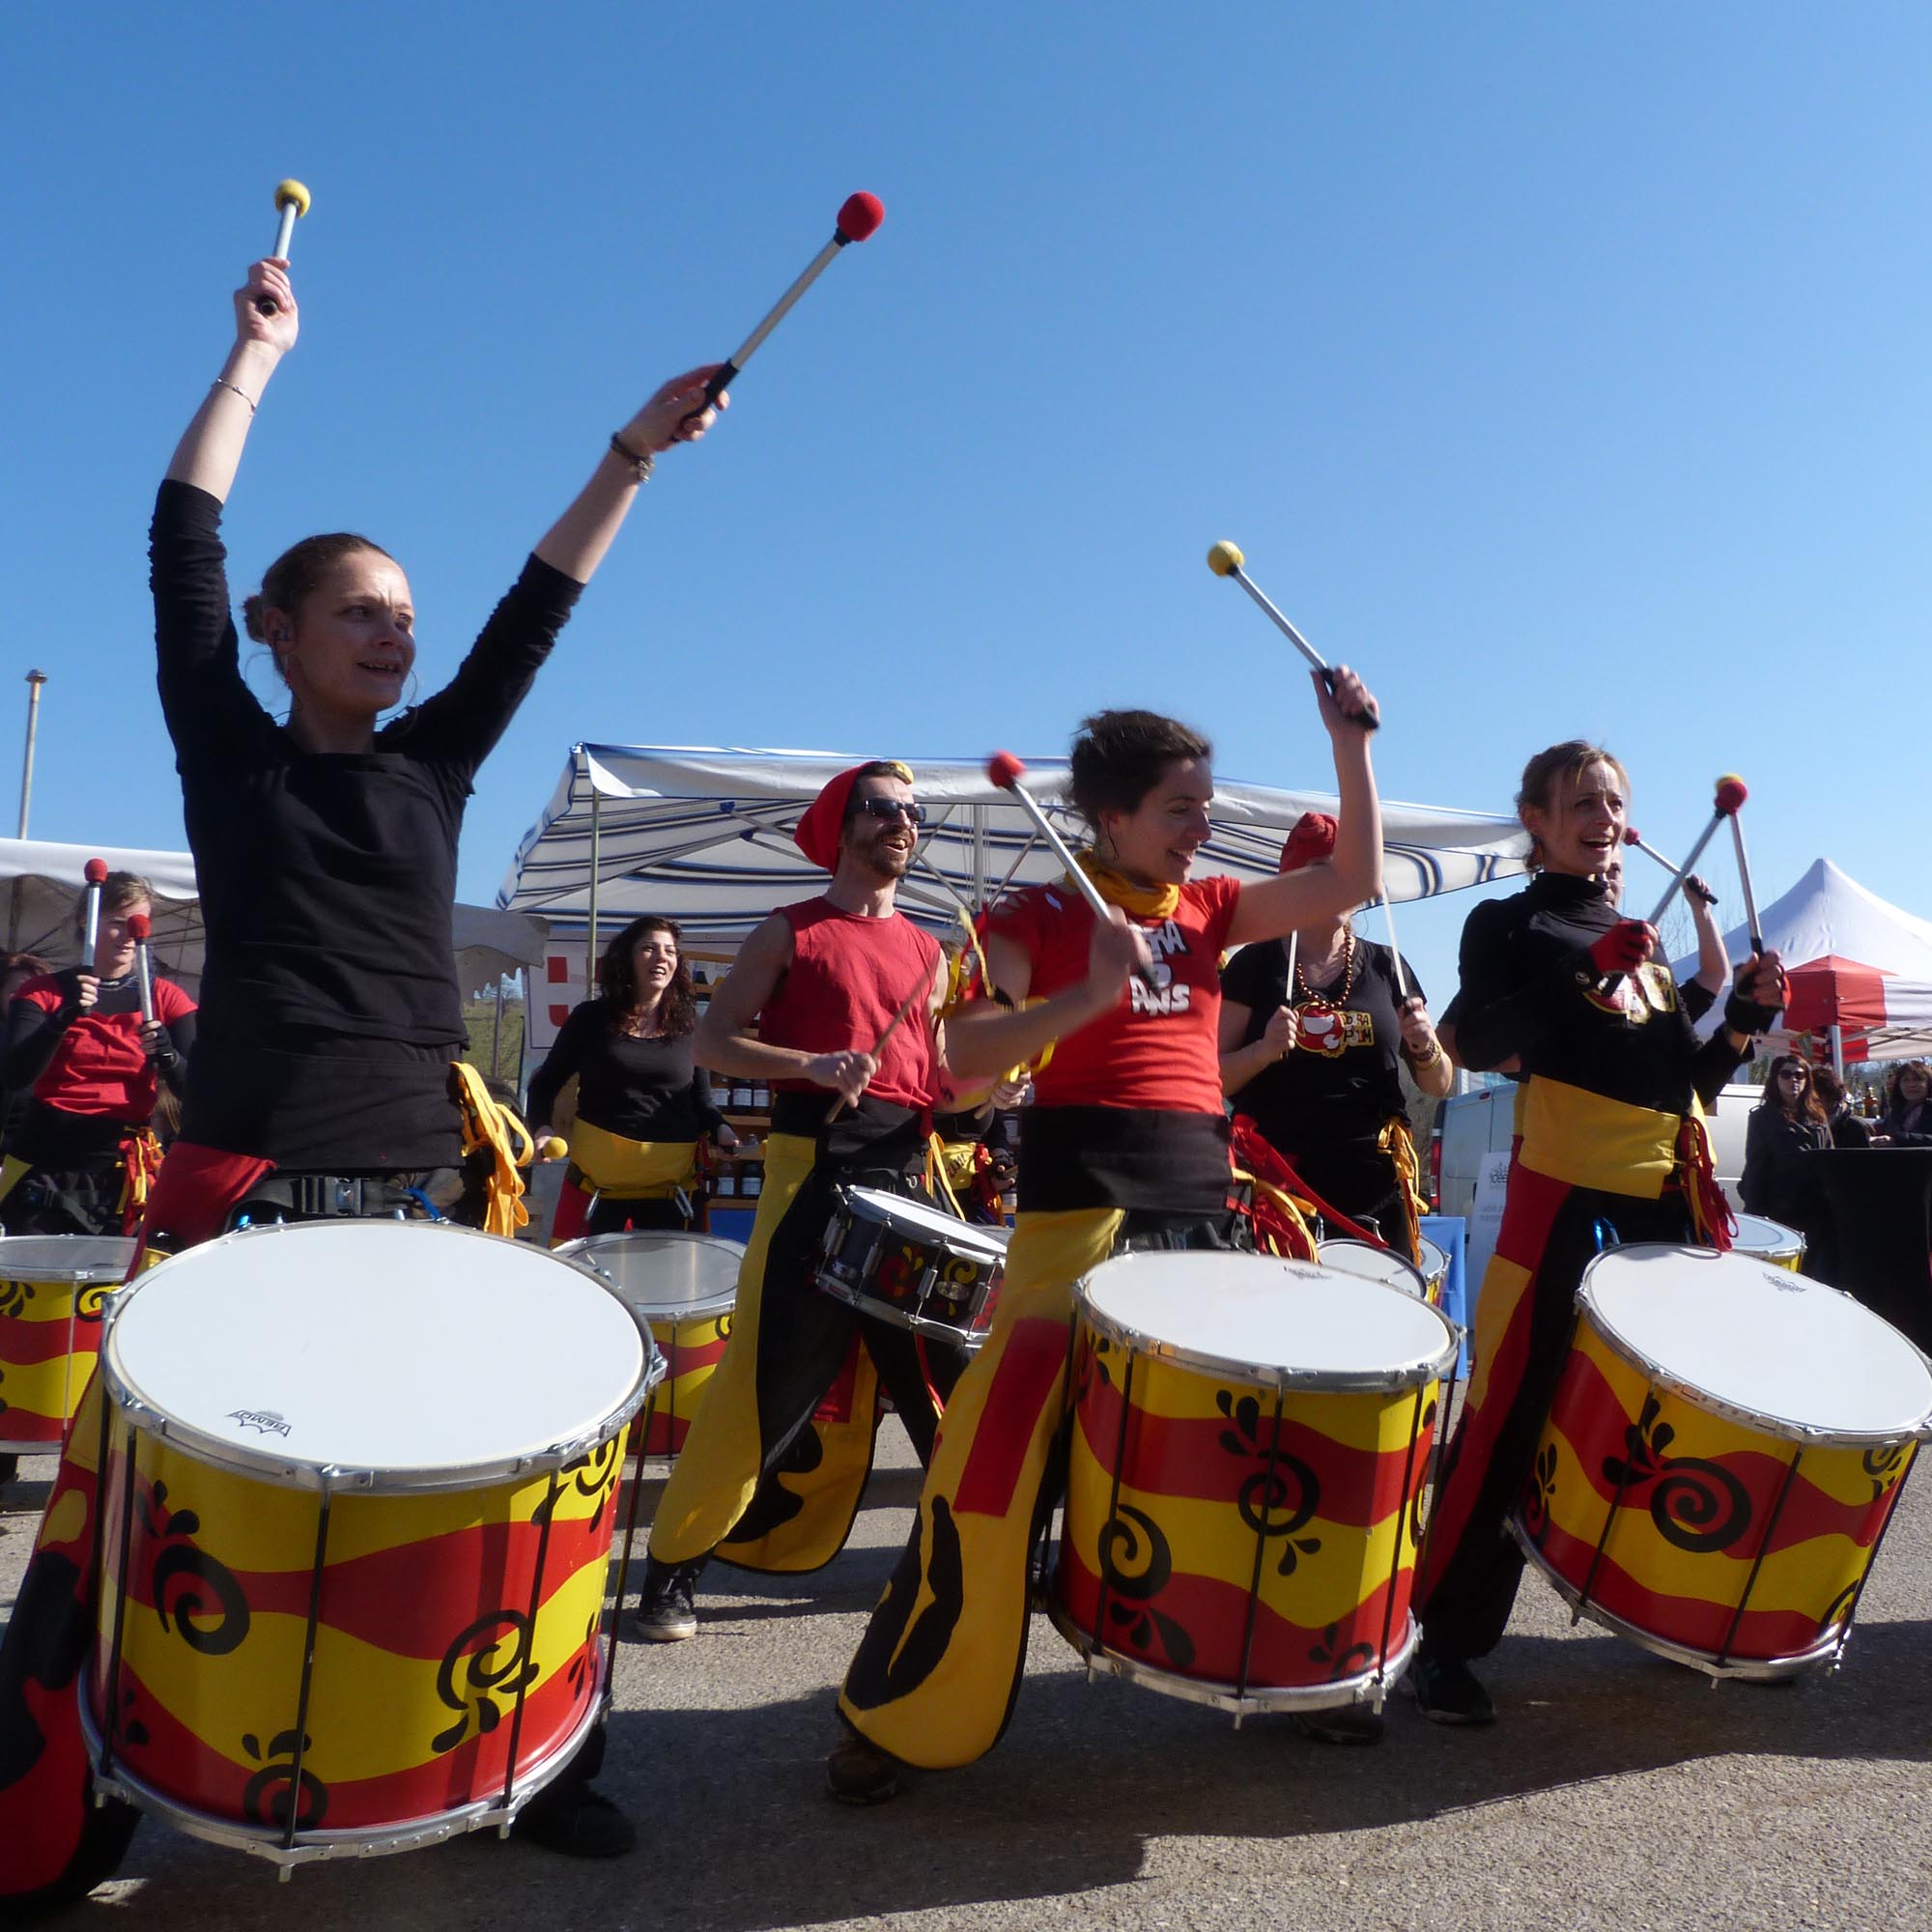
[851,798,925,825]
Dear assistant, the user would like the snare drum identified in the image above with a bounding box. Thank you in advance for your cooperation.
[555,1231,741,1459]
[1727,1213,1806,1272]
[0,1236,137,1454]
[82,1221,661,1868]
[815,1186,1009,1346]
[1416,1235,1448,1303]
[1514,1244,1932,1680]
[1053,1252,1458,1719]
[1317,1238,1435,1305]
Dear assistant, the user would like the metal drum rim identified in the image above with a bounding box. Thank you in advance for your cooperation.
[0,1234,140,1285]
[554,1230,742,1322]
[835,1183,1010,1260]
[99,1222,663,1491]
[1576,1242,1932,1447]
[1071,1253,1459,1393]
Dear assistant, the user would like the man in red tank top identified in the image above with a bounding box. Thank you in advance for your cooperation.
[634,762,977,1639]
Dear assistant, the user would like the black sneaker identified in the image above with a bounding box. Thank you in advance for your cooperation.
[1406,1654,1495,1726]
[826,1732,901,1805]
[634,1556,701,1642]
[512,1781,638,1858]
[1293,1703,1385,1745]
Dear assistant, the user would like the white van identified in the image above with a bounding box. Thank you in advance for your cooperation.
[1434,1078,1763,1217]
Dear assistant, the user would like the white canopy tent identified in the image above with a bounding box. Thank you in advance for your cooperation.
[498,744,1529,1045]
[0,837,548,997]
[1670,857,1932,1067]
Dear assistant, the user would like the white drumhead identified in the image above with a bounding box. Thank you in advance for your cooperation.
[1078,1250,1457,1388]
[843,1186,1009,1259]
[0,1236,137,1284]
[555,1231,743,1318]
[1728,1213,1805,1261]
[1579,1245,1932,1438]
[1416,1236,1448,1281]
[1317,1239,1429,1299]
[104,1221,649,1483]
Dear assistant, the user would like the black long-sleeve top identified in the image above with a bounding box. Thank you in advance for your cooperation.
[151,481,581,1168]
[1452,872,1746,1116]
[1740,1106,1831,1223]
[526,1000,726,1144]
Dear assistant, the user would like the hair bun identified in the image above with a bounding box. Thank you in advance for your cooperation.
[241,593,270,643]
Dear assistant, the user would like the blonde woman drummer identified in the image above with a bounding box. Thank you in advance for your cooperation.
[528,916,737,1240]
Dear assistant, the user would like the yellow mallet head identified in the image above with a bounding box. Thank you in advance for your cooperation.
[274,179,312,217]
[540,1135,569,1162]
[1207,540,1245,578]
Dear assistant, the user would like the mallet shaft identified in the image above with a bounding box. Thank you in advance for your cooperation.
[825,974,929,1123]
[714,234,846,397]
[134,943,154,1026]
[1378,897,1410,999]
[1728,814,1763,954]
[272,203,298,261]
[1230,568,1328,674]
[1646,813,1724,927]
[82,883,101,965]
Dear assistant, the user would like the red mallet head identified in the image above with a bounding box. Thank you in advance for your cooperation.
[987,751,1027,790]
[837,192,886,242]
[84,858,108,885]
[127,913,151,943]
[1715,774,1747,815]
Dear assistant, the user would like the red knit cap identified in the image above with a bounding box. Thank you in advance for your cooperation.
[794,761,913,871]
[1278,811,1337,873]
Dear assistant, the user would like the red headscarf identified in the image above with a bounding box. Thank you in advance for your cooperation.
[794,761,913,872]
[1278,811,1337,874]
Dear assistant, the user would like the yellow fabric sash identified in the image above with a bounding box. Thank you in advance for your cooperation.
[451,1063,532,1237]
[1519,1075,1686,1200]
[1376,1116,1426,1264]
[1072,848,1179,919]
[568,1118,700,1197]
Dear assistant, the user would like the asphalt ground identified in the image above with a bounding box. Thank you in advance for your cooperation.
[4,1416,1930,1932]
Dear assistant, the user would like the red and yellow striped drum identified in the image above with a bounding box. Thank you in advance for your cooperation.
[1727,1212,1806,1272]
[1053,1251,1459,1719]
[1515,1244,1932,1680]
[0,1236,137,1453]
[81,1221,661,1868]
[554,1231,740,1460]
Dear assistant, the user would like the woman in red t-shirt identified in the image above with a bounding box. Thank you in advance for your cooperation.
[834,668,1383,1798]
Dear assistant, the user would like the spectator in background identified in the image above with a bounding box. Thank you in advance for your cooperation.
[1741,1054,1832,1271]
[1811,1065,1870,1149]
[527,916,737,1241]
[1875,1060,1932,1144]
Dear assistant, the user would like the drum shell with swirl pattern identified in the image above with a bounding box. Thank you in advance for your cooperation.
[1516,1243,1932,1675]
[81,1221,656,1855]
[555,1232,741,1459]
[1053,1252,1455,1709]
[0,1236,137,1452]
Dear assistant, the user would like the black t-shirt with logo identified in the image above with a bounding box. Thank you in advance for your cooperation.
[1221,935,1420,1156]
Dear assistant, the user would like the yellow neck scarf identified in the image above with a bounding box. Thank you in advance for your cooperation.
[1073,848,1179,919]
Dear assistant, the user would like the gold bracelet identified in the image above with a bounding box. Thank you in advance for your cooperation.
[210,378,257,415]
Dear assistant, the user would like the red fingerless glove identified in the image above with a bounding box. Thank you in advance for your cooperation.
[1585,920,1655,976]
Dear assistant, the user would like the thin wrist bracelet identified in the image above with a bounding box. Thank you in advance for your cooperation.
[211,378,258,414]
[609,431,655,482]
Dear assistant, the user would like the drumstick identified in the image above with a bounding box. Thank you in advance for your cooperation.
[81,857,107,966]
[1378,897,1410,999]
[1645,776,1746,928]
[1206,541,1379,732]
[677,191,885,434]
[255,179,311,315]
[127,912,154,1024]
[824,974,931,1124]
[1621,826,1685,878]
[1726,793,1764,955]
[986,752,1160,992]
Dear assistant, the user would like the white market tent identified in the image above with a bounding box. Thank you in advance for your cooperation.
[0,836,548,997]
[497,744,1529,1043]
[1670,856,1932,1066]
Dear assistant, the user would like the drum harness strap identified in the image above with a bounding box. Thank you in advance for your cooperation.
[452,1062,533,1238]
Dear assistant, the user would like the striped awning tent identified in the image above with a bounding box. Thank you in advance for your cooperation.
[499,743,1528,948]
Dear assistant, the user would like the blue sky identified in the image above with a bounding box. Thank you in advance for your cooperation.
[3,4,1926,1000]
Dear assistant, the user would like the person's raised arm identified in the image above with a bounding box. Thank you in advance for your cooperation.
[532,367,727,585]
[165,260,296,504]
[1219,997,1296,1098]
[1228,668,1383,948]
[1686,876,1728,997]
